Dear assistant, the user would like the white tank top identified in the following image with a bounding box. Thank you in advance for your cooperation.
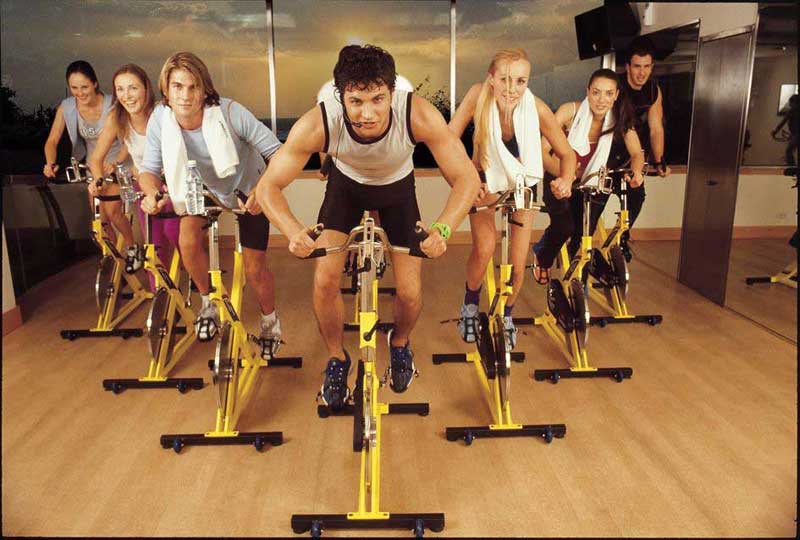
[321,90,416,185]
[124,127,146,171]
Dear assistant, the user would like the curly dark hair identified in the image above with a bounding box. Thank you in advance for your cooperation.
[627,36,656,63]
[333,44,397,97]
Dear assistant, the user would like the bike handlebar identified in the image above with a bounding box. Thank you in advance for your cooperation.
[303,223,429,259]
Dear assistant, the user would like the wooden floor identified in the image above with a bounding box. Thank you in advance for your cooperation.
[2,245,797,537]
[635,238,797,342]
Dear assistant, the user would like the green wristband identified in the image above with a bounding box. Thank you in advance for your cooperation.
[430,221,451,241]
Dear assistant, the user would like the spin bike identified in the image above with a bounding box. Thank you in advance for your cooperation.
[102,188,204,394]
[745,167,798,289]
[586,163,664,327]
[432,179,567,445]
[291,213,444,538]
[160,189,302,453]
[341,212,396,334]
[60,159,150,340]
[517,168,633,383]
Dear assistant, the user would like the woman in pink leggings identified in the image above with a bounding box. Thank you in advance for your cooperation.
[89,64,180,290]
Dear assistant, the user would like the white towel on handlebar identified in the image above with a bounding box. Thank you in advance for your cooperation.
[161,104,239,206]
[567,98,615,182]
[483,88,543,194]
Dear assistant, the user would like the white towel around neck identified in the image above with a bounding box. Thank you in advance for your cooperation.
[567,98,615,181]
[483,88,543,194]
[161,104,240,208]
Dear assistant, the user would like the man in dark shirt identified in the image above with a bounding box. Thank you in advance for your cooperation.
[613,36,671,260]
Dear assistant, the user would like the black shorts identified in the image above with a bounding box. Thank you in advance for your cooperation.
[317,165,421,248]
[237,212,270,251]
[183,209,270,251]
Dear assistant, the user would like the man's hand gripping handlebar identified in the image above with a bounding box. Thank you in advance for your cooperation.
[294,221,431,260]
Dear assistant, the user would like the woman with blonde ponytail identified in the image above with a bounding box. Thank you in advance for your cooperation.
[449,48,576,350]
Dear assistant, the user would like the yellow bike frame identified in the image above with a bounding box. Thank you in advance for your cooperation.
[160,199,301,452]
[60,163,151,340]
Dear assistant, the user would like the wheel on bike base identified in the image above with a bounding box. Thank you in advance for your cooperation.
[609,245,629,300]
[146,287,170,359]
[477,312,495,378]
[212,322,235,413]
[95,255,116,314]
[569,278,590,348]
[547,279,574,333]
[492,314,511,408]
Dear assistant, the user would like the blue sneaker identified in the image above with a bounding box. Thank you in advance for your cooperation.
[318,351,351,410]
[387,329,417,393]
[458,302,479,343]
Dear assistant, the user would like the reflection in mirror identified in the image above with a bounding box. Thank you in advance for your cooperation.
[608,22,700,279]
[726,3,798,342]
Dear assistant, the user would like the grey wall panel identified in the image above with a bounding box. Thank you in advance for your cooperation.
[679,29,756,305]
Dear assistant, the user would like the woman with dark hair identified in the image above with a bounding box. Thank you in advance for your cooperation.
[89,64,180,280]
[532,68,644,280]
[43,60,134,255]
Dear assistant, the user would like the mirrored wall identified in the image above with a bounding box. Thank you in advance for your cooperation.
[725,2,798,342]
[611,21,700,279]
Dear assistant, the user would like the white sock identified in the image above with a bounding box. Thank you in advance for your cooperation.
[201,294,210,308]
[261,310,277,325]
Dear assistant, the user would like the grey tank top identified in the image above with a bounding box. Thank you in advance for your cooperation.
[321,90,416,185]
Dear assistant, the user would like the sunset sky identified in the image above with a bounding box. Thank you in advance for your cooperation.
[1,0,600,120]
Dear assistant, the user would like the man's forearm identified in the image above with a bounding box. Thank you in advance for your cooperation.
[258,182,305,237]
[139,172,162,196]
[651,127,666,162]
[435,173,480,230]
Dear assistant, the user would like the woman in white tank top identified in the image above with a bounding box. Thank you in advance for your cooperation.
[89,64,180,286]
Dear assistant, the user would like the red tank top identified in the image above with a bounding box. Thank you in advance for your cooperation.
[576,142,598,176]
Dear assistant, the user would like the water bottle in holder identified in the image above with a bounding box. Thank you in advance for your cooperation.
[185,160,205,216]
[115,164,137,214]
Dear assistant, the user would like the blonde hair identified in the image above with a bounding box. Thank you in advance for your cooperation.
[473,49,530,171]
[158,51,220,107]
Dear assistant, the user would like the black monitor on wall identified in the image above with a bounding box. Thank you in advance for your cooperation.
[575,2,640,60]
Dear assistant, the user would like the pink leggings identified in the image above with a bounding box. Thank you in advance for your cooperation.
[134,183,181,292]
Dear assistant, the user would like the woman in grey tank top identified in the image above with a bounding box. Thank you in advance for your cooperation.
[43,60,135,255]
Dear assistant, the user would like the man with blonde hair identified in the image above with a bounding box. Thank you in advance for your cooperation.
[138,52,284,358]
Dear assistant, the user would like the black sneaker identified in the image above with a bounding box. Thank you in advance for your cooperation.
[387,329,417,393]
[318,351,351,410]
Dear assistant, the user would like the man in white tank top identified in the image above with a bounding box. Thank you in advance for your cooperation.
[256,44,480,411]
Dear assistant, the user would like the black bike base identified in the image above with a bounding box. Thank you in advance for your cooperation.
[533,367,633,383]
[445,423,566,445]
[102,377,204,394]
[318,402,429,418]
[343,322,395,333]
[745,276,772,284]
[291,512,444,535]
[590,314,663,327]
[60,328,144,340]
[341,286,396,296]
[432,351,525,364]
[159,431,283,453]
[267,356,303,368]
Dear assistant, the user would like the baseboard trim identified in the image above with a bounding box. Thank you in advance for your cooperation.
[219,225,795,250]
[3,305,23,336]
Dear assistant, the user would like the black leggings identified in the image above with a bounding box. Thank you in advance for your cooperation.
[535,177,646,265]
[532,173,574,268]
[565,179,646,257]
